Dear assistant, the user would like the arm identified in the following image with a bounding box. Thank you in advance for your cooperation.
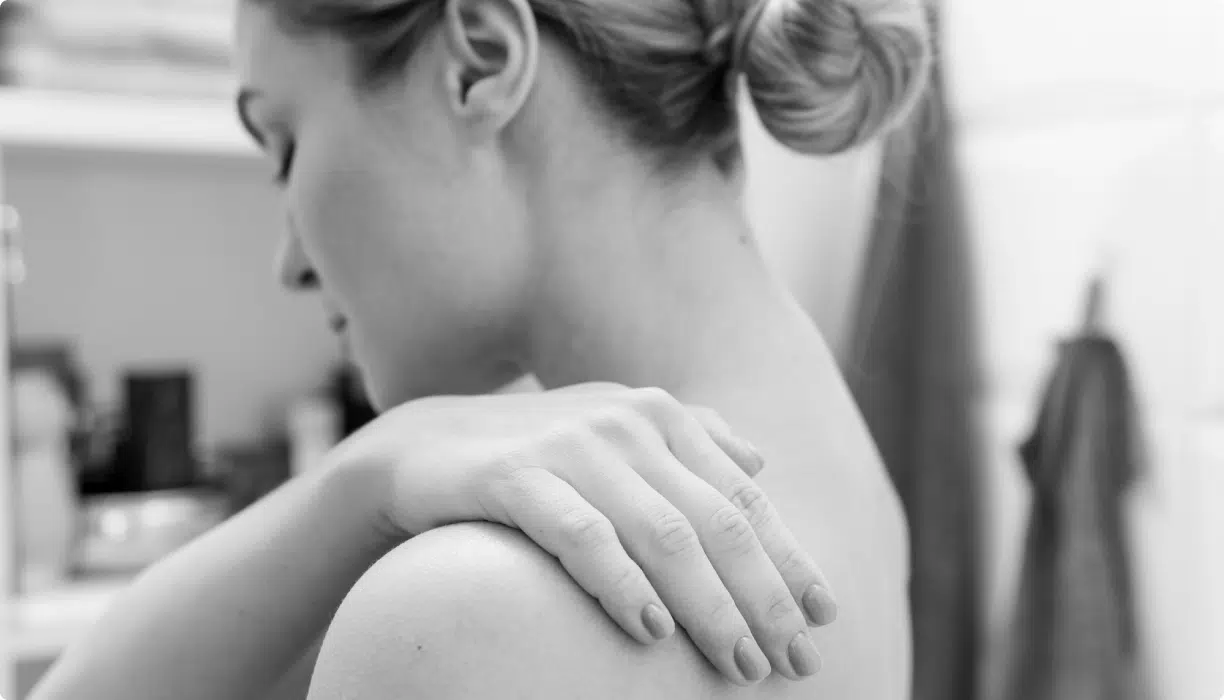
[33,463,393,700]
[33,385,839,698]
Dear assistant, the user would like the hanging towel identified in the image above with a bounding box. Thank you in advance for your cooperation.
[1001,288,1147,700]
[844,5,983,699]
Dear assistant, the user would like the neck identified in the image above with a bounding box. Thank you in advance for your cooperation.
[522,157,825,398]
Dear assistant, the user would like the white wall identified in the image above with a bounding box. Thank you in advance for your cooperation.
[943,0,1224,698]
[5,148,339,448]
[740,100,883,356]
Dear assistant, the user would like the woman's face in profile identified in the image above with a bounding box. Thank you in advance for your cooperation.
[233,3,535,409]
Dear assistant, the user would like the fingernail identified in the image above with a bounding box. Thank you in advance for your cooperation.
[733,636,769,683]
[788,631,822,677]
[802,584,839,626]
[641,603,673,641]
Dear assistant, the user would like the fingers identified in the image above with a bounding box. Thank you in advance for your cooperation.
[560,453,773,686]
[490,384,834,686]
[632,390,834,679]
[637,445,822,681]
[685,405,766,478]
[646,391,838,624]
[716,472,839,624]
[486,465,675,647]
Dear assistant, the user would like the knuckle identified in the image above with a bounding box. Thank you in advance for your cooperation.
[726,481,775,530]
[558,413,599,442]
[588,406,644,443]
[689,404,728,431]
[706,593,742,627]
[487,459,537,503]
[773,546,810,580]
[631,386,679,415]
[606,565,644,605]
[707,503,758,554]
[693,440,727,466]
[491,446,534,480]
[765,590,800,624]
[561,510,617,551]
[649,510,701,557]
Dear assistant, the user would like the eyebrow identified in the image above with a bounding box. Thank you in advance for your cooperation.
[235,87,266,148]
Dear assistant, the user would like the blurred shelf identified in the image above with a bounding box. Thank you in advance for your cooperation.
[0,89,256,157]
[0,577,130,660]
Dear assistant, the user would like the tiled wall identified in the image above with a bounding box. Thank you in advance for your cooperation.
[944,1,1224,698]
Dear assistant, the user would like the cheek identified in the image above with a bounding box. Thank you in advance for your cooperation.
[286,163,385,307]
[290,143,530,336]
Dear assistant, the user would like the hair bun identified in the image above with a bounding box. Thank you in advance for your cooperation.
[738,0,931,155]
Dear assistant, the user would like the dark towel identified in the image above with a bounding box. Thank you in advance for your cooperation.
[844,6,983,699]
[1001,318,1147,700]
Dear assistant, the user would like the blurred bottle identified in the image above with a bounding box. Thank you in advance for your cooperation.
[12,366,78,592]
[113,369,198,492]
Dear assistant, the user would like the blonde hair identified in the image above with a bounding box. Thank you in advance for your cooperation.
[253,0,931,167]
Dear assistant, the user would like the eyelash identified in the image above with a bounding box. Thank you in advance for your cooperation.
[274,141,296,185]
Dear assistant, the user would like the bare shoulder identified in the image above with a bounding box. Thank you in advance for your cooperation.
[306,522,755,700]
[306,487,909,699]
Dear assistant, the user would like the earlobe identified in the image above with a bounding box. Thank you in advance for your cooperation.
[440,0,537,133]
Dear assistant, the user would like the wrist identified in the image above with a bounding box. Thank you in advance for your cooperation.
[320,443,403,554]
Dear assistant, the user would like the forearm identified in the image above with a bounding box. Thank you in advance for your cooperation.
[32,461,394,700]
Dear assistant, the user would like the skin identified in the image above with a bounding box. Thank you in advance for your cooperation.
[236,0,912,698]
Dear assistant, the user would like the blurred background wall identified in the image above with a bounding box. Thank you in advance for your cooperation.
[940,1,1224,698]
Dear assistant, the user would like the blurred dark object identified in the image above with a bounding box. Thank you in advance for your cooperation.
[331,363,377,438]
[1000,280,1150,700]
[0,0,233,99]
[74,487,229,577]
[77,403,125,495]
[843,6,983,700]
[213,442,290,514]
[112,368,198,492]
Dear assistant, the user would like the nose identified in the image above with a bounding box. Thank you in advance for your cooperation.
[275,230,319,291]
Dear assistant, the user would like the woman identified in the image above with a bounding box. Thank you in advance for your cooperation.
[34,0,929,697]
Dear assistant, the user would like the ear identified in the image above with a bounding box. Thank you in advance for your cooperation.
[440,0,538,136]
